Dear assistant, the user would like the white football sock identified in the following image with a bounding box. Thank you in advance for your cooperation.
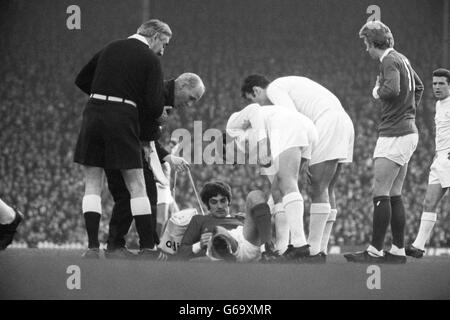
[320,209,337,254]
[82,194,102,214]
[273,202,289,253]
[412,212,437,250]
[389,244,405,256]
[282,192,307,247]
[130,197,152,216]
[308,203,330,255]
[367,245,384,257]
[0,199,16,224]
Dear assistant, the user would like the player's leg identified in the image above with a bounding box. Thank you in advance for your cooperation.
[410,184,447,253]
[276,147,309,259]
[270,176,289,253]
[243,190,271,246]
[0,198,24,250]
[388,163,409,258]
[156,185,171,237]
[82,166,104,254]
[307,159,338,255]
[320,163,342,254]
[121,168,154,251]
[105,169,132,250]
[368,157,401,255]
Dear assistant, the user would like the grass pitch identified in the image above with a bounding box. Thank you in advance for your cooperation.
[0,249,449,300]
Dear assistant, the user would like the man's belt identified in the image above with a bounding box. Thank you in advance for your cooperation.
[90,93,137,108]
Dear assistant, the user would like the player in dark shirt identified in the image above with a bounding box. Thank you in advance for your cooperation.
[104,74,205,259]
[177,181,274,262]
[345,21,423,264]
[73,19,172,259]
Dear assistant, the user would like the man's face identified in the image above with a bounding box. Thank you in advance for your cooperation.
[149,34,170,56]
[363,38,378,60]
[175,85,204,108]
[208,194,230,218]
[244,87,266,105]
[433,76,450,100]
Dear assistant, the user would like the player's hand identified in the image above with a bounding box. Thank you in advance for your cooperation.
[164,154,190,172]
[372,76,380,99]
[200,232,213,249]
[375,75,380,87]
[157,106,173,124]
[142,142,152,165]
[257,138,272,167]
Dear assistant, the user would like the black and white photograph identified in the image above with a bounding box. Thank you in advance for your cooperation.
[0,0,449,304]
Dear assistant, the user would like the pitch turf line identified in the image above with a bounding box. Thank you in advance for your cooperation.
[0,249,449,299]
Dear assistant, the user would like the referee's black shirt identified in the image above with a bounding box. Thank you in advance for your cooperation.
[75,38,165,141]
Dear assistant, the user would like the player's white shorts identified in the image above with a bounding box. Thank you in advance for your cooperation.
[428,150,450,188]
[310,110,354,165]
[157,183,173,205]
[229,226,261,263]
[373,133,418,166]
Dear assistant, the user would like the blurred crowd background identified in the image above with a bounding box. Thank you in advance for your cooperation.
[0,0,448,248]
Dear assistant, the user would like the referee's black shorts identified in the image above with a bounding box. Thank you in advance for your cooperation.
[74,99,143,169]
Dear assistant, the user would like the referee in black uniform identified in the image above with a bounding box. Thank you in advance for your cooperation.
[74,19,172,258]
[105,74,205,258]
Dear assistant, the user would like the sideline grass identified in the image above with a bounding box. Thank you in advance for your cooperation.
[0,249,449,300]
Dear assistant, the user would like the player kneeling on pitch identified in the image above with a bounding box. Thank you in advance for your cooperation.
[406,68,450,258]
[226,103,318,262]
[176,181,277,262]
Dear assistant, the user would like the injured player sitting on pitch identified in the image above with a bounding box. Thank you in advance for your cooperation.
[226,103,318,262]
[176,181,277,262]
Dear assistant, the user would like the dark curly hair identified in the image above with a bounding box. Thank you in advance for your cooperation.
[433,68,450,84]
[241,74,270,99]
[200,181,232,209]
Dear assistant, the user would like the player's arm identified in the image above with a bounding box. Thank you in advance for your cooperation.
[413,69,424,107]
[177,216,205,258]
[376,58,400,99]
[75,49,102,95]
[266,83,297,112]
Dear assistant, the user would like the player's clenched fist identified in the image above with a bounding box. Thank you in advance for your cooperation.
[200,232,213,249]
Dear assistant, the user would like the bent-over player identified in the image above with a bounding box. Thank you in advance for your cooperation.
[226,103,318,262]
[241,74,354,261]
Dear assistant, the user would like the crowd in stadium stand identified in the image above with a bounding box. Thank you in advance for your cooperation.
[0,0,448,248]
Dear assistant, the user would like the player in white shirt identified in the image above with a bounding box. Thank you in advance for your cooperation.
[241,75,354,260]
[226,103,318,261]
[406,68,450,258]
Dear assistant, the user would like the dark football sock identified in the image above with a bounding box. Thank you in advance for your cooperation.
[84,212,101,249]
[390,195,406,249]
[370,196,391,251]
[134,215,155,249]
[251,203,272,244]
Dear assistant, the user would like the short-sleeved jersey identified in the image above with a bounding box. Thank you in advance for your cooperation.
[375,49,424,137]
[435,96,450,152]
[266,76,345,122]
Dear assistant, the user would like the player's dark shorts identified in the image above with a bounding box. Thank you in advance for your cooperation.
[74,99,143,169]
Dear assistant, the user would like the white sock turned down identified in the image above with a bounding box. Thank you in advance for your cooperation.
[320,209,337,254]
[308,203,330,255]
[273,202,289,253]
[282,192,307,248]
[412,212,437,251]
